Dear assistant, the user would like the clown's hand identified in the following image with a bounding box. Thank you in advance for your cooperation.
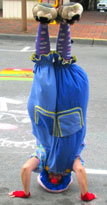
[81,192,96,201]
[8,191,30,198]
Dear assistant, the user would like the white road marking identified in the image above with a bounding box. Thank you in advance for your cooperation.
[0,48,54,52]
[13,68,22,71]
[0,113,30,124]
[0,138,36,149]
[20,46,31,52]
[21,118,31,123]
[0,97,23,112]
[0,123,18,130]
[0,97,30,125]
[86,168,107,175]
[9,109,28,114]
[0,151,30,154]
[0,48,35,52]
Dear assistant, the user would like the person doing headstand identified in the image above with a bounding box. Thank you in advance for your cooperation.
[9,2,96,202]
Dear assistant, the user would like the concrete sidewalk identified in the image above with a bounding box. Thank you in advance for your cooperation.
[0,11,107,44]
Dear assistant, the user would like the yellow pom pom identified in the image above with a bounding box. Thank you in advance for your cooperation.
[66,169,71,173]
[45,166,49,171]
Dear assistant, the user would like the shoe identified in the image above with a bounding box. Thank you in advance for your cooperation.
[57,2,83,24]
[32,3,57,24]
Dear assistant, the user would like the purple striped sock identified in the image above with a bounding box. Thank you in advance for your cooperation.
[35,23,50,57]
[56,23,71,60]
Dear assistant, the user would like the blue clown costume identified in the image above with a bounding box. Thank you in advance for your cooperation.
[27,2,89,192]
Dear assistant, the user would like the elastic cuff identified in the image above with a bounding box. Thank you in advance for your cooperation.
[30,51,54,63]
[53,51,77,65]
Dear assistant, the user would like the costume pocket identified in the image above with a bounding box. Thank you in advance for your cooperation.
[35,106,56,136]
[35,106,84,137]
[57,107,84,137]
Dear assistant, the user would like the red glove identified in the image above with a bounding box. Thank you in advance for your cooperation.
[81,192,96,201]
[9,191,30,198]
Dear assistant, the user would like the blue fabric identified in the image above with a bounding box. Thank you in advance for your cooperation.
[28,52,89,174]
[40,169,71,191]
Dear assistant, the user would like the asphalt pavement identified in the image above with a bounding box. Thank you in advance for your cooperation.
[0,7,107,205]
[0,39,107,205]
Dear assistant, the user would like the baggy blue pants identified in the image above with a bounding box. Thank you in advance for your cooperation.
[28,52,89,174]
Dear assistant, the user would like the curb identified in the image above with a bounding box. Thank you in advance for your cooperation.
[0,33,107,46]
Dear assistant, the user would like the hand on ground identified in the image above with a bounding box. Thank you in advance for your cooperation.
[8,190,30,198]
[81,192,96,201]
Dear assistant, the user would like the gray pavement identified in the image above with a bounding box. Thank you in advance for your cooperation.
[0,33,107,46]
[0,39,107,205]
